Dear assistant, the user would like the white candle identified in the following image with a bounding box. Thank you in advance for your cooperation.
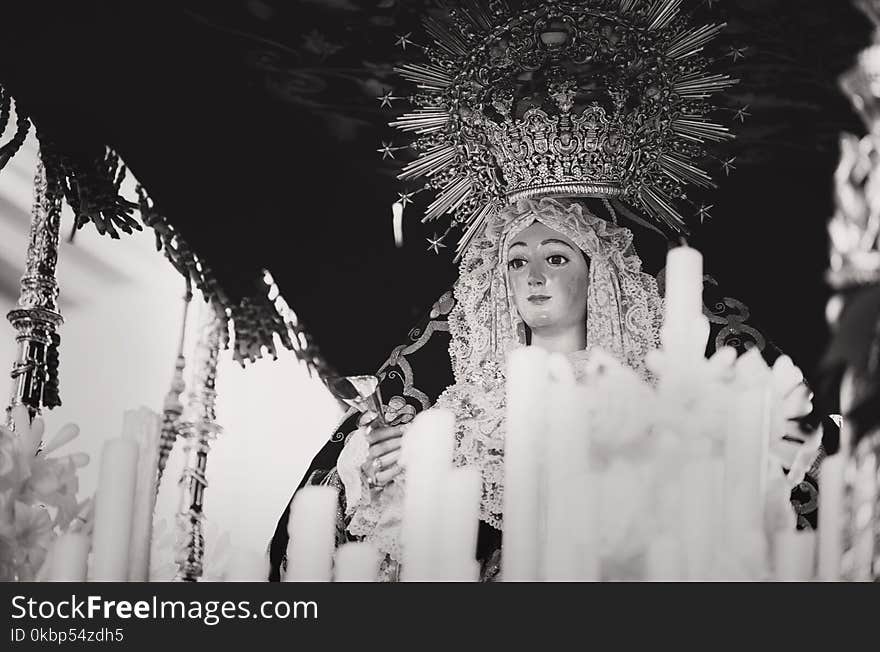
[334,542,382,582]
[661,246,708,361]
[440,467,481,581]
[122,408,161,582]
[724,383,771,537]
[284,486,338,582]
[400,408,456,471]
[392,202,404,247]
[646,535,683,581]
[817,454,845,581]
[48,533,91,582]
[91,438,139,581]
[663,245,703,320]
[851,451,877,581]
[569,471,600,581]
[225,548,270,582]
[542,357,586,581]
[681,457,718,580]
[773,530,817,581]
[401,409,455,581]
[458,559,481,582]
[502,347,549,581]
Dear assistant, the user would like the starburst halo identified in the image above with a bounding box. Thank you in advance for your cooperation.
[385,0,739,259]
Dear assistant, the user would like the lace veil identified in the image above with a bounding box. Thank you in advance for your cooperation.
[448,196,663,387]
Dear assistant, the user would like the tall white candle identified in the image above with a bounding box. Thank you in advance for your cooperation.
[815,370,855,582]
[661,246,708,361]
[122,408,161,582]
[681,456,720,580]
[724,382,772,537]
[392,202,404,248]
[225,548,270,582]
[663,245,703,320]
[401,408,455,581]
[48,533,91,582]
[542,356,586,581]
[817,453,845,581]
[569,471,600,581]
[646,535,683,581]
[773,530,816,581]
[440,467,482,581]
[503,347,549,581]
[284,486,338,582]
[335,542,382,582]
[851,450,877,581]
[91,438,139,581]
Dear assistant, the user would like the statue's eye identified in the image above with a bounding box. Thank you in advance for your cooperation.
[508,258,526,270]
[547,254,568,266]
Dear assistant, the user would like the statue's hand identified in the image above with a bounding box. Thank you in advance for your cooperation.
[360,424,406,489]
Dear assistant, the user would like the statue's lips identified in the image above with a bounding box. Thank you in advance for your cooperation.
[528,295,551,304]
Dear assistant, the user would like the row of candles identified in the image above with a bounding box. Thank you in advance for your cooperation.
[283,409,482,582]
[46,406,480,581]
[654,246,819,580]
[282,245,854,581]
[41,244,864,582]
[44,407,274,582]
[46,408,161,581]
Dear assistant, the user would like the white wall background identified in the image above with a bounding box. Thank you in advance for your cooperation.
[0,135,342,562]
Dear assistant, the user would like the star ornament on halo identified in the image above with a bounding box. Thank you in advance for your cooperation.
[377,90,397,109]
[377,141,401,160]
[697,204,715,224]
[727,46,749,62]
[426,233,447,254]
[721,157,737,176]
[397,190,417,208]
[734,105,751,123]
[395,33,415,51]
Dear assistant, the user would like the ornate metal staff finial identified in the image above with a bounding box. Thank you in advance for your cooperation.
[6,153,64,427]
[155,289,193,496]
[174,302,224,582]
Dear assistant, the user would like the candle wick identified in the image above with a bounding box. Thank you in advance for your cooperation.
[679,236,689,248]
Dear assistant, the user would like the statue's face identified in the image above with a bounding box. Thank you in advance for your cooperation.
[507,221,589,333]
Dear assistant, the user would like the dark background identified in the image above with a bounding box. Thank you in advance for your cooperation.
[0,0,871,380]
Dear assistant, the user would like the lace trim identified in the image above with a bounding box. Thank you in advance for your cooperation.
[436,383,507,529]
[347,474,407,562]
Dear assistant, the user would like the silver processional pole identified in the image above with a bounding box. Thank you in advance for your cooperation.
[6,153,63,427]
[174,302,224,581]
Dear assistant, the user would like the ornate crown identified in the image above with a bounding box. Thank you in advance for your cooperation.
[388,0,738,255]
[828,0,880,289]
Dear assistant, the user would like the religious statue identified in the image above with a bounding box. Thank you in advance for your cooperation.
[268,0,834,581]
